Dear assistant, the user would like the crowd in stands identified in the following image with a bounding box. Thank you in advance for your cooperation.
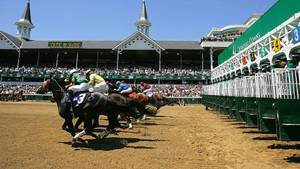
[0,84,202,98]
[0,65,211,76]
[200,36,238,43]
[200,32,243,43]
[0,84,39,95]
[152,85,202,97]
[0,65,205,99]
[0,84,39,101]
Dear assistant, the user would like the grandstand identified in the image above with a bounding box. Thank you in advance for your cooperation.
[0,0,211,86]
[200,14,262,70]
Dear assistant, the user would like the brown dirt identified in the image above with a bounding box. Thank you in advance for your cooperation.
[0,102,300,169]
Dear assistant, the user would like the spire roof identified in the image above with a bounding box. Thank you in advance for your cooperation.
[136,0,151,26]
[139,0,148,21]
[16,0,34,28]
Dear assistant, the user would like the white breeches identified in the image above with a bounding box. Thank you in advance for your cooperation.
[89,82,108,93]
[143,88,152,93]
[120,87,132,94]
[69,83,89,93]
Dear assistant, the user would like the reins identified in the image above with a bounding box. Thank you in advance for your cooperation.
[53,78,66,92]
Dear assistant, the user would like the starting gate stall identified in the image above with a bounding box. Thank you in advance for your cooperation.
[219,81,228,114]
[228,78,238,118]
[223,81,231,115]
[273,68,300,141]
[256,73,276,133]
[235,77,247,122]
[244,76,259,126]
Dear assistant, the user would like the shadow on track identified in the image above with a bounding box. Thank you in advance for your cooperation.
[268,144,300,150]
[59,137,167,151]
[285,154,300,163]
[252,136,277,141]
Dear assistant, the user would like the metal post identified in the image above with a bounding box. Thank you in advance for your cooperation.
[96,51,99,68]
[75,51,79,69]
[210,47,213,71]
[202,51,204,71]
[159,51,162,71]
[36,51,40,67]
[17,49,21,68]
[55,52,59,68]
[180,53,182,69]
[116,50,120,70]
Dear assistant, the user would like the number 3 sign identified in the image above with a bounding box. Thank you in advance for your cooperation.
[292,27,300,44]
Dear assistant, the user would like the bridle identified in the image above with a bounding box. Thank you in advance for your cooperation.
[53,78,65,92]
[46,78,65,93]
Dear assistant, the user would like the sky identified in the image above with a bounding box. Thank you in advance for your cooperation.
[0,0,278,41]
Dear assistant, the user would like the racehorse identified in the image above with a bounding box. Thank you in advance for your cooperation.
[39,77,140,142]
[107,84,152,124]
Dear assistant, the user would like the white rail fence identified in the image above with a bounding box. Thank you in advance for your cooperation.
[202,68,300,99]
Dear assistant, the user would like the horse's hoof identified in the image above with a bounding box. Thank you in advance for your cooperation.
[128,123,133,129]
[140,114,147,121]
[72,138,77,144]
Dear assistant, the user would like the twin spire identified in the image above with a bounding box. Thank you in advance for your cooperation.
[135,0,151,36]
[16,0,34,40]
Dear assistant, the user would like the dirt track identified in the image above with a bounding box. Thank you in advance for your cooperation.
[0,102,300,169]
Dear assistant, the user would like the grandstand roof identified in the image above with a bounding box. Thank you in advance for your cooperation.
[18,38,203,50]
[0,31,22,48]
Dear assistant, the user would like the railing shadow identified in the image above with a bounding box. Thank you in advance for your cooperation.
[268,144,300,150]
[252,136,277,141]
[285,154,300,163]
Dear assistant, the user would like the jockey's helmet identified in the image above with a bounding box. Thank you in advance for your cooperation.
[85,69,92,75]
[116,81,121,85]
[69,69,77,75]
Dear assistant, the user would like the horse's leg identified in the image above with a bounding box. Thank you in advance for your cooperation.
[83,112,98,139]
[120,113,133,129]
[92,113,100,128]
[65,117,75,137]
[98,112,118,139]
[74,117,83,130]
[126,115,133,129]
[62,120,67,131]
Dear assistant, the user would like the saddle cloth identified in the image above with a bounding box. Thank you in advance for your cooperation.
[65,91,89,108]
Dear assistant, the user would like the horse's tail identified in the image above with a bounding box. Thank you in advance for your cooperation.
[106,98,139,119]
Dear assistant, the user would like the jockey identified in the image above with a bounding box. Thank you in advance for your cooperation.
[85,69,108,94]
[65,69,89,106]
[140,82,152,94]
[115,81,132,96]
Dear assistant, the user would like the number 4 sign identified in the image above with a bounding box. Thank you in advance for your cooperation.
[292,27,300,44]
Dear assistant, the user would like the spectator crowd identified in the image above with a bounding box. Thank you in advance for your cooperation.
[152,85,202,97]
[0,84,202,99]
[0,64,205,100]
[0,65,211,77]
